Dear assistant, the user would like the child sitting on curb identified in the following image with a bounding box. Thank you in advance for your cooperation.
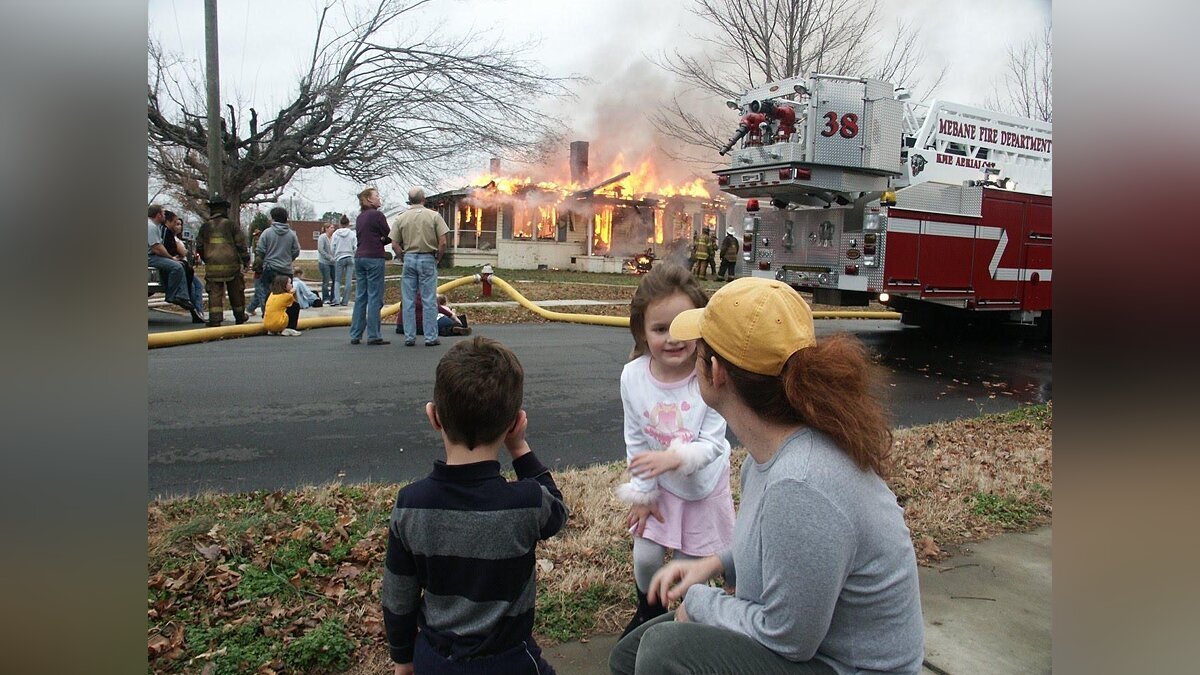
[263,275,302,337]
[436,293,471,336]
[291,268,323,308]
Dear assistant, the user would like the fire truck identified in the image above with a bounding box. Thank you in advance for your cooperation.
[714,74,1052,333]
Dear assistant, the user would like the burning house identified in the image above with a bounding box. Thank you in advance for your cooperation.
[424,142,726,272]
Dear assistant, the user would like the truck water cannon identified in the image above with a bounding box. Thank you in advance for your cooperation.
[718,112,767,156]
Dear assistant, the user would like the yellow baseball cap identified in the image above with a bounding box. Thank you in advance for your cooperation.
[670,277,815,376]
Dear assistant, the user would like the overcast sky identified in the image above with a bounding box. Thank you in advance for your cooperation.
[148,0,1051,217]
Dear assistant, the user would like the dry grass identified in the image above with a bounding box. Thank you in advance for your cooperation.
[147,405,1050,674]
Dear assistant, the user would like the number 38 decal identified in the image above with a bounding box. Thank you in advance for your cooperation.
[821,111,859,139]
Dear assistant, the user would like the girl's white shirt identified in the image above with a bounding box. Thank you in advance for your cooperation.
[616,354,731,503]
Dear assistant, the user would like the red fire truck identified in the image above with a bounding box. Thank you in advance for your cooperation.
[714,75,1052,334]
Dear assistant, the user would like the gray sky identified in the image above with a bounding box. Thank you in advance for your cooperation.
[148,0,1051,217]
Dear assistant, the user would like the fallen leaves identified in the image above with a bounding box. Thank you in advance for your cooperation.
[146,406,1052,671]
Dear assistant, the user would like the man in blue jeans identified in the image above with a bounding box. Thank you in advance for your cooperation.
[147,204,195,311]
[391,187,450,347]
[350,186,391,345]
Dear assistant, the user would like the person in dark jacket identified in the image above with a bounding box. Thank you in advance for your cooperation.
[383,337,568,675]
[350,187,390,345]
[717,227,739,281]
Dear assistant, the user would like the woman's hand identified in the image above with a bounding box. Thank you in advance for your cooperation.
[626,503,663,536]
[647,555,723,606]
[629,450,682,479]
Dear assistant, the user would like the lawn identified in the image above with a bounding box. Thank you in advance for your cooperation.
[148,404,1051,674]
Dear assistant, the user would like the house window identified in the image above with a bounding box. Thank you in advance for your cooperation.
[458,205,497,250]
[510,203,559,241]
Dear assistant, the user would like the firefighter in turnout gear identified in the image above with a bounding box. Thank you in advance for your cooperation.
[691,227,713,279]
[196,196,251,327]
[717,227,739,281]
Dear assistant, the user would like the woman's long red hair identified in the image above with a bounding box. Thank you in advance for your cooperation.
[700,334,893,477]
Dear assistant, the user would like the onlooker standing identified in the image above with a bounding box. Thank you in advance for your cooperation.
[331,216,356,305]
[717,227,739,281]
[255,206,301,290]
[147,204,195,312]
[195,196,250,326]
[246,221,271,316]
[350,187,390,345]
[317,222,336,303]
[391,187,449,347]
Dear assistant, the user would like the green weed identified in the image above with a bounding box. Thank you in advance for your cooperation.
[992,403,1051,428]
[282,617,355,672]
[970,492,1041,528]
[535,583,627,643]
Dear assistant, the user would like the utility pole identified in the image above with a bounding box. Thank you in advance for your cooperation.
[204,0,224,203]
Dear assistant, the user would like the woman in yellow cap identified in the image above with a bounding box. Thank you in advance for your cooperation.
[609,277,924,675]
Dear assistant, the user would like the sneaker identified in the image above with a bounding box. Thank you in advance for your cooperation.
[282,328,302,337]
[367,338,391,346]
[404,339,416,347]
[424,339,441,346]
[350,338,361,345]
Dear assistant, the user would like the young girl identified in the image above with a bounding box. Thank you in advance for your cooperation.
[263,275,302,336]
[615,263,735,637]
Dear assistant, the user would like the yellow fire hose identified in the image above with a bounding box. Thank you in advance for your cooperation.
[147,273,898,348]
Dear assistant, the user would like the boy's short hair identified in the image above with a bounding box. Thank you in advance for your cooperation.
[437,293,448,304]
[434,336,523,449]
[269,206,289,223]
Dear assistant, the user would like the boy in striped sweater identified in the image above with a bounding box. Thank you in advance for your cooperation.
[383,336,569,674]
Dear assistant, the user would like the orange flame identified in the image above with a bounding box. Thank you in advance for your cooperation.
[593,206,613,254]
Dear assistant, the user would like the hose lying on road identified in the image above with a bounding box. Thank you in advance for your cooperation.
[147,273,899,348]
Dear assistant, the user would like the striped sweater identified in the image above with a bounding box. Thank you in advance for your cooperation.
[382,453,569,664]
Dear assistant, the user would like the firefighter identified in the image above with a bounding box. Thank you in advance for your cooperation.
[717,226,739,281]
[706,228,718,278]
[691,227,712,280]
[196,196,251,327]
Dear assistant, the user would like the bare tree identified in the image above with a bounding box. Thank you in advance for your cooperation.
[651,0,944,160]
[148,0,574,224]
[986,27,1052,122]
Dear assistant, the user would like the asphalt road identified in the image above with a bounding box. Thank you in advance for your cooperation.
[148,319,1051,499]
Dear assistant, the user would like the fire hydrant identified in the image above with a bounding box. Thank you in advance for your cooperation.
[480,264,494,298]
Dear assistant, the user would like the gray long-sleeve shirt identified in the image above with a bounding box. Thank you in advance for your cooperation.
[255,222,300,274]
[684,429,924,674]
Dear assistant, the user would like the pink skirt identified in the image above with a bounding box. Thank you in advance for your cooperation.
[640,466,735,557]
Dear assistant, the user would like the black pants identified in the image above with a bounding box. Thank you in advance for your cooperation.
[286,302,300,330]
[718,260,737,279]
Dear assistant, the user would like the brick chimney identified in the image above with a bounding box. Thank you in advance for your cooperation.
[569,141,589,184]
